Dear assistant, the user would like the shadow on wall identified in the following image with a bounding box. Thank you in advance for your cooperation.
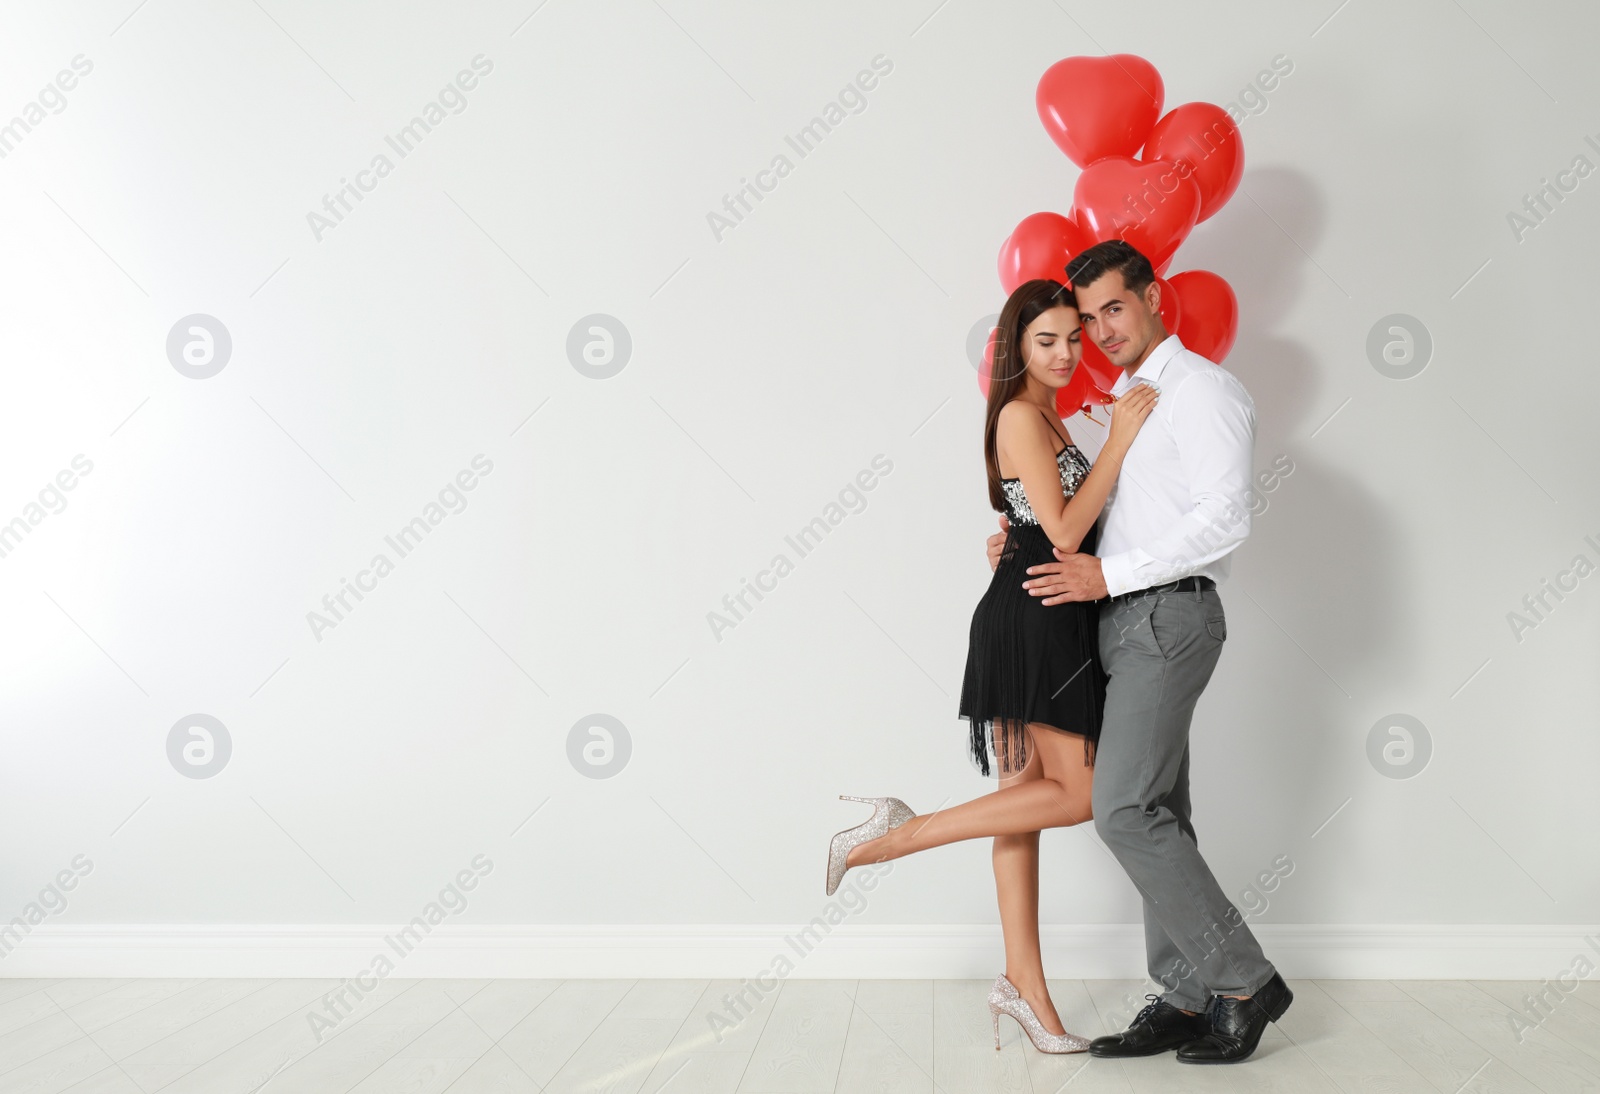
[1179,165,1404,901]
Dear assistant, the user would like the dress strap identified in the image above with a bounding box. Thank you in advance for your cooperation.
[1038,408,1070,451]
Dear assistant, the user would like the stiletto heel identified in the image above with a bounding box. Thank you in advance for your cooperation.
[986,974,1090,1054]
[824,796,915,896]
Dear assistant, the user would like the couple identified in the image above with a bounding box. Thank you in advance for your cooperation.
[823,240,1292,1065]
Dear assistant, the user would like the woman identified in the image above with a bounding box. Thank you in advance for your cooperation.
[822,278,1157,1053]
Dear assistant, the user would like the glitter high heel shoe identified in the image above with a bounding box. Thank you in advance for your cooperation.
[988,974,1090,1054]
[824,795,914,896]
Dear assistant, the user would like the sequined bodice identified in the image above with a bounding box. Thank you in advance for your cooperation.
[1001,444,1092,526]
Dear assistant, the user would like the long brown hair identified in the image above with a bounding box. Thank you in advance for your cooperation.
[982,278,1078,512]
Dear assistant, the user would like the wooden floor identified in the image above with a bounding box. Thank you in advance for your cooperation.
[1,976,1598,1093]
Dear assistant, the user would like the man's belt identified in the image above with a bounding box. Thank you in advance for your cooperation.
[1111,575,1216,602]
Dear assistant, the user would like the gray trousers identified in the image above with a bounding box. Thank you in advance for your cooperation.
[1091,583,1276,1009]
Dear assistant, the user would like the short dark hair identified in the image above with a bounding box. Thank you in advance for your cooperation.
[1065,239,1155,298]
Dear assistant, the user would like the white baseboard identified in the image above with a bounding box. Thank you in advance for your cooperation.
[5,923,1599,980]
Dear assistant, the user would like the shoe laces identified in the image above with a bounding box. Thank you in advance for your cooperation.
[1129,993,1165,1028]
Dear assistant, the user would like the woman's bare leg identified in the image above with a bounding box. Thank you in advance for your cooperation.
[991,733,1067,1036]
[844,722,1094,1036]
[845,721,1094,866]
[995,827,1063,1034]
[999,726,1093,1037]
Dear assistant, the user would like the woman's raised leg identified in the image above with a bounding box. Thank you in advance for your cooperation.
[846,721,1094,866]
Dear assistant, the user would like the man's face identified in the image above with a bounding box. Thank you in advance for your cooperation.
[1073,270,1163,368]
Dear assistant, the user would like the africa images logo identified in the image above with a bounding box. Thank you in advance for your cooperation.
[306,54,495,241]
[706,54,894,242]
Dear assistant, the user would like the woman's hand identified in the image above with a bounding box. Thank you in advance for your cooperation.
[1107,382,1159,453]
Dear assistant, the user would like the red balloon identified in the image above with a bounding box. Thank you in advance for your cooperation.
[1141,103,1243,223]
[1056,365,1113,417]
[1037,55,1164,168]
[1168,270,1238,362]
[1155,275,1182,332]
[1076,340,1119,390]
[978,325,998,397]
[997,212,1095,294]
[1074,156,1201,276]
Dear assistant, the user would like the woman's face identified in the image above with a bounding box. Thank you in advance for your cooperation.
[1019,304,1082,390]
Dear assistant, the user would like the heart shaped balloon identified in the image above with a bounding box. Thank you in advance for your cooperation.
[997,211,1097,294]
[978,325,996,397]
[1168,270,1238,362]
[1074,340,1119,393]
[1155,275,1182,332]
[1073,156,1201,274]
[1037,55,1164,168]
[1141,102,1243,223]
[1056,365,1113,417]
[1053,205,1145,282]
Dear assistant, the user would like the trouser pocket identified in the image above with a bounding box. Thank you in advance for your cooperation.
[1150,592,1226,661]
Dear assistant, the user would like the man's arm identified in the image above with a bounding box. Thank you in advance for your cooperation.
[1025,370,1256,604]
[1098,369,1255,595]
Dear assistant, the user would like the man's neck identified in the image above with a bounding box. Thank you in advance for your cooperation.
[1122,324,1170,378]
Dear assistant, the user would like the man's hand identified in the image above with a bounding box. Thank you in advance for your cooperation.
[986,515,1010,572]
[1023,548,1109,604]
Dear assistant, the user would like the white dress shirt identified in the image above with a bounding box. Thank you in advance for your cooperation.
[1095,333,1257,598]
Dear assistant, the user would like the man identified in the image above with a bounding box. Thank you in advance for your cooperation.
[984,239,1291,1064]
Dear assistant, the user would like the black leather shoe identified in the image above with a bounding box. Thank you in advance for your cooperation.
[1176,972,1294,1064]
[1088,994,1209,1058]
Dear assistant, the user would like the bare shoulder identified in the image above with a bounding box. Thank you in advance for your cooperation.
[995,401,1055,475]
[997,400,1051,436]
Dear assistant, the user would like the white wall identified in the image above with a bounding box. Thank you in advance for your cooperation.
[1,0,1597,979]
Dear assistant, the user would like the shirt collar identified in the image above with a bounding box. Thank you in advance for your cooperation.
[1110,333,1184,395]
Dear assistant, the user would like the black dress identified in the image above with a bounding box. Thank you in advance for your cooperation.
[959,413,1107,777]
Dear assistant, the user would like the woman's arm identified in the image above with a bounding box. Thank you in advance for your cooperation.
[997,387,1158,554]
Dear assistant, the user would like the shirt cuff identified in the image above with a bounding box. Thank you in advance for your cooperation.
[1099,550,1143,599]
